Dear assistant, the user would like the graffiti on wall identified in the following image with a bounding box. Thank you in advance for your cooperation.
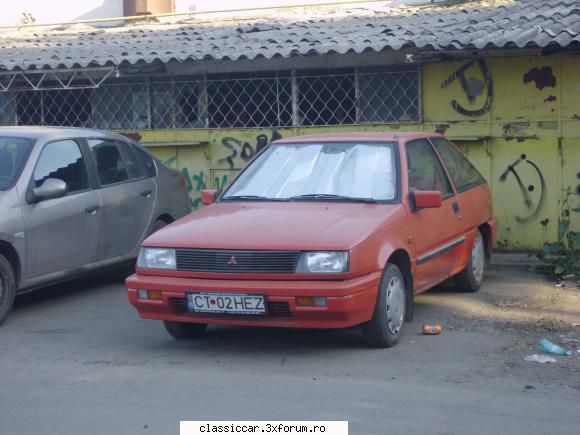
[218,130,283,169]
[162,155,209,209]
[499,154,546,223]
[441,59,493,117]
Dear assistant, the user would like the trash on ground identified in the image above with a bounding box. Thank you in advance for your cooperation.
[525,354,557,364]
[539,338,572,356]
[422,324,442,335]
[496,301,527,308]
[559,337,580,346]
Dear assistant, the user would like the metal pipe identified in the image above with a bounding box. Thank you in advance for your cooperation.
[0,1,390,30]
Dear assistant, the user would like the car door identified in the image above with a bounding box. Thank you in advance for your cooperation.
[404,138,464,291]
[22,139,101,278]
[429,136,490,233]
[88,138,156,261]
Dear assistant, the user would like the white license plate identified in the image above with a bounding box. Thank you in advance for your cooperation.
[186,292,267,315]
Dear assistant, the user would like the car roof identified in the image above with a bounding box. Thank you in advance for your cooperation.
[0,126,131,142]
[273,132,444,144]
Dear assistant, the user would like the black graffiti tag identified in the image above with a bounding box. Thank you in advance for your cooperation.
[441,58,493,117]
[499,154,546,223]
[219,130,282,169]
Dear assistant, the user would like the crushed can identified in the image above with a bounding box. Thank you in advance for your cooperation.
[422,324,442,335]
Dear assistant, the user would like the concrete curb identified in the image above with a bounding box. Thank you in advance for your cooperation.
[490,253,540,268]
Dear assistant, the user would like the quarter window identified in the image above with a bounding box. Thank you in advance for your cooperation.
[33,140,88,193]
[405,139,453,196]
[431,137,486,192]
[89,139,129,186]
[131,145,157,178]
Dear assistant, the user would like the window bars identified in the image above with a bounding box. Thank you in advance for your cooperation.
[0,69,420,130]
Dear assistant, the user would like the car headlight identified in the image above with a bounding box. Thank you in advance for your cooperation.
[296,251,349,274]
[137,248,176,270]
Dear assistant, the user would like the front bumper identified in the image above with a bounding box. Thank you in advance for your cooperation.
[126,272,381,329]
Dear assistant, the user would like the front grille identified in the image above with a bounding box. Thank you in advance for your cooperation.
[169,298,293,318]
[175,249,300,274]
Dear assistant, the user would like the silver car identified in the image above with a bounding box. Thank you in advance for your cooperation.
[0,127,191,324]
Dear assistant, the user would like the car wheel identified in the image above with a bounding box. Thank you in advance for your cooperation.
[0,254,16,326]
[361,263,406,348]
[454,230,486,293]
[164,321,208,340]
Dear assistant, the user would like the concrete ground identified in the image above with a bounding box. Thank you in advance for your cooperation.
[0,267,579,435]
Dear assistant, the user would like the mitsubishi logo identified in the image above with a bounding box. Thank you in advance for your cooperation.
[227,256,238,265]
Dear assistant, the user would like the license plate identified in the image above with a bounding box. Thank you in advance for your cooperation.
[186,292,267,315]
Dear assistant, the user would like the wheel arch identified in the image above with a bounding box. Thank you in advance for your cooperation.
[478,223,492,257]
[0,240,21,288]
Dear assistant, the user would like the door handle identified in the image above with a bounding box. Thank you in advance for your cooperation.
[85,205,100,214]
[141,190,153,198]
[452,202,461,214]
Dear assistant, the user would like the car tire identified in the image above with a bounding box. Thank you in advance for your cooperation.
[0,254,16,326]
[361,263,406,348]
[454,230,486,293]
[164,321,208,340]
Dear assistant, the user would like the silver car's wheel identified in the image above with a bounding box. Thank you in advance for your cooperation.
[0,254,16,325]
[455,230,487,293]
[362,263,406,348]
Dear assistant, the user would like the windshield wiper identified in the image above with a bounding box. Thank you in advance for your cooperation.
[221,195,288,202]
[289,194,379,203]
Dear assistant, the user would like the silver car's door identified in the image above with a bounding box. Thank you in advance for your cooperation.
[88,139,156,261]
[22,139,101,278]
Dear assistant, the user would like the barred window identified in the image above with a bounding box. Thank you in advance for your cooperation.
[94,84,148,130]
[1,67,420,129]
[151,81,202,129]
[298,72,356,126]
[359,70,420,123]
[16,89,92,127]
[207,76,292,128]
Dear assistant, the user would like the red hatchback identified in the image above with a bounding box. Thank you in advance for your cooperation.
[126,133,496,347]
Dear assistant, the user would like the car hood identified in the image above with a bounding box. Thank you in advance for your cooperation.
[145,201,405,251]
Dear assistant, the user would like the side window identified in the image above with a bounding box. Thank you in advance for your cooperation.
[132,145,157,178]
[88,139,129,186]
[405,139,453,196]
[431,137,486,192]
[33,140,88,193]
[116,141,144,179]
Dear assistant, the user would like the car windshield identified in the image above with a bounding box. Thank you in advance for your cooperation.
[0,136,35,190]
[223,142,397,202]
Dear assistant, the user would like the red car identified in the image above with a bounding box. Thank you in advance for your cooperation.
[126,133,496,347]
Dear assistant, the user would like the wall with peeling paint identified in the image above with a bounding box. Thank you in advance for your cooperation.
[136,53,580,251]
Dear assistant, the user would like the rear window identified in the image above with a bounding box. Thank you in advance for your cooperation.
[431,137,486,192]
[0,136,35,190]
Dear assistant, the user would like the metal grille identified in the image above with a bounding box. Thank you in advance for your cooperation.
[0,69,420,129]
[175,249,300,274]
[169,298,293,318]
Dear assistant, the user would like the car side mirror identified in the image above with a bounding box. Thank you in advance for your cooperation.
[201,189,218,205]
[410,190,442,210]
[32,178,68,202]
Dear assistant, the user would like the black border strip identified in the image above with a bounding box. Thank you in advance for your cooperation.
[417,236,466,265]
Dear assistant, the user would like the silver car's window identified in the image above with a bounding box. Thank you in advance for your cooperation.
[0,136,34,190]
[33,140,89,193]
[89,139,130,186]
[224,142,397,201]
[116,141,144,179]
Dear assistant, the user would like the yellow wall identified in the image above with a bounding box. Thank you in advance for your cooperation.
[139,53,580,251]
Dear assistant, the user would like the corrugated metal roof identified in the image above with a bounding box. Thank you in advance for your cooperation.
[0,0,578,72]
